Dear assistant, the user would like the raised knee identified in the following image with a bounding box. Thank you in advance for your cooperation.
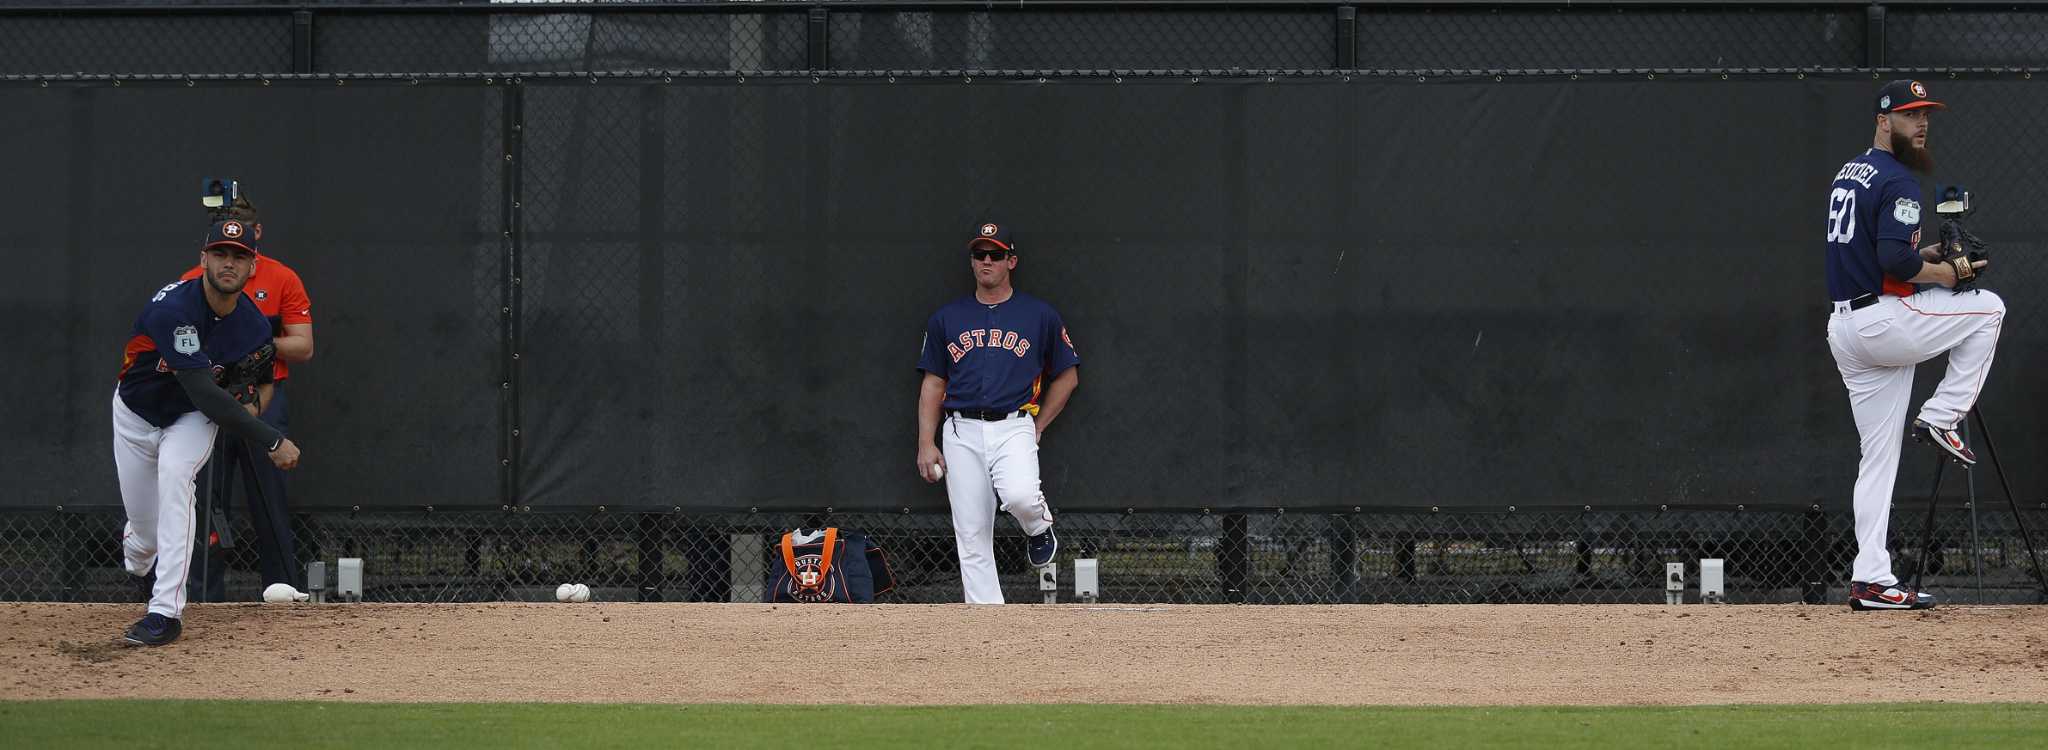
[1979,290,2006,316]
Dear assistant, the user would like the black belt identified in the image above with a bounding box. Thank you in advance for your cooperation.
[1833,293,1880,312]
[949,409,1027,421]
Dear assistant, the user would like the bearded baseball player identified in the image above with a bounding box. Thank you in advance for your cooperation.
[1824,80,1999,611]
[915,222,1080,604]
[113,218,303,645]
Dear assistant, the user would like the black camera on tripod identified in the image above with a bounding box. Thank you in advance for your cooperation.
[202,177,239,212]
[201,176,262,223]
[1934,184,1988,293]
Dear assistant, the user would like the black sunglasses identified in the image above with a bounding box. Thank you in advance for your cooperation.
[971,249,1010,261]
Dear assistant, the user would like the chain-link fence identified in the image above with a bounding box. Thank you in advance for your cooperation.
[3,505,2042,605]
[2,2,2046,76]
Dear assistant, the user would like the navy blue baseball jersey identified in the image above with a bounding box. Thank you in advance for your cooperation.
[917,292,1080,414]
[1825,148,1924,301]
[116,278,273,428]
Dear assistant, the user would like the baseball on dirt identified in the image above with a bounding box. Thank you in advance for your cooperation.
[556,583,591,603]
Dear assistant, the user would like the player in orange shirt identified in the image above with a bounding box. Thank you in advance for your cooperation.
[179,191,314,599]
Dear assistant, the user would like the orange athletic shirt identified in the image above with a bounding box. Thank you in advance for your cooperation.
[181,254,312,381]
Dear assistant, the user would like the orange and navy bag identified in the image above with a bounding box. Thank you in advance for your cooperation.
[767,527,895,603]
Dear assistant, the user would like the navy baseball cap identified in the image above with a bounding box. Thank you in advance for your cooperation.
[1876,79,1945,114]
[969,221,1014,253]
[203,218,261,255]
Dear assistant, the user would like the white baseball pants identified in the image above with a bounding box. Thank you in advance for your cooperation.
[1826,289,2004,586]
[112,391,219,619]
[941,413,1054,604]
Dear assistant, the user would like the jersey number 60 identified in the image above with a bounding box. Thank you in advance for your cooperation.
[1826,187,1857,244]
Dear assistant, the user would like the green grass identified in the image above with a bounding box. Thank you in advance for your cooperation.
[3,701,2044,749]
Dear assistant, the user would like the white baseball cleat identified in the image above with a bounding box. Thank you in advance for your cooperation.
[1848,581,1937,611]
[1913,419,1977,465]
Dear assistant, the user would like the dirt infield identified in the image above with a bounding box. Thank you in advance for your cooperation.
[3,603,2043,705]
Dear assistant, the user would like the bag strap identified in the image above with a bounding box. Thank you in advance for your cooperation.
[779,531,798,580]
[780,527,841,595]
[816,528,839,583]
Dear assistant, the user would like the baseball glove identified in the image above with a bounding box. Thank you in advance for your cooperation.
[216,342,276,405]
[1939,220,1989,292]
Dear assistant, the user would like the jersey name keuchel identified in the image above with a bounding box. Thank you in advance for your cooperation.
[1834,161,1879,189]
[946,328,1033,362]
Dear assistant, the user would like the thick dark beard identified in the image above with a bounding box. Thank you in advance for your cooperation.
[1890,130,1935,174]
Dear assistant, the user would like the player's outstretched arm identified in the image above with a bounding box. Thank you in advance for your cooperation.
[172,368,285,452]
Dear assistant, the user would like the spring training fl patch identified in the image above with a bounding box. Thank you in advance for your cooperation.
[173,325,200,355]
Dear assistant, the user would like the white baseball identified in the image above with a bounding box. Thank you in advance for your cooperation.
[932,463,944,480]
[570,583,592,603]
[555,583,576,603]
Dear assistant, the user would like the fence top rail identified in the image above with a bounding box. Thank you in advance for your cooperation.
[0,502,1836,514]
[0,67,2039,84]
[0,0,2039,14]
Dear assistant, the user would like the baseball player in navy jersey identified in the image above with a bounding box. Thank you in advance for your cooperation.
[1825,80,1999,611]
[112,218,303,645]
[916,222,1080,604]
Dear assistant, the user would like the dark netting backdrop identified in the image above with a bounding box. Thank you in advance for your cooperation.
[0,1,2043,605]
[0,2,2041,76]
[0,82,505,510]
[1354,6,1867,70]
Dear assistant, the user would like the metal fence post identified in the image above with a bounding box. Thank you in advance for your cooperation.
[807,7,830,71]
[500,83,525,509]
[1335,6,1357,69]
[1220,513,1249,603]
[291,10,314,74]
[1331,515,1360,603]
[1865,4,1886,68]
[636,513,669,601]
[1574,513,1594,587]
[1801,505,1829,604]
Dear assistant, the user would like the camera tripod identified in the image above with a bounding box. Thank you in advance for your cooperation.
[1905,408,2048,598]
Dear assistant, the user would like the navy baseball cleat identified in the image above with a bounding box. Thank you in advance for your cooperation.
[1848,581,1937,611]
[1913,419,1977,465]
[1027,527,1058,567]
[123,613,182,646]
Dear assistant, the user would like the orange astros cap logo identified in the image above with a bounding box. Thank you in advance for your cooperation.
[1910,81,1928,98]
[221,221,244,239]
[981,223,998,237]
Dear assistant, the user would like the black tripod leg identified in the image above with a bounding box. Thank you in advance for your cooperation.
[1970,410,2048,596]
[200,434,224,603]
[1908,451,1947,592]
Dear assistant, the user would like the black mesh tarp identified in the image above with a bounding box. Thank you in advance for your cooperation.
[1,3,2042,77]
[4,74,2044,514]
[0,81,503,509]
